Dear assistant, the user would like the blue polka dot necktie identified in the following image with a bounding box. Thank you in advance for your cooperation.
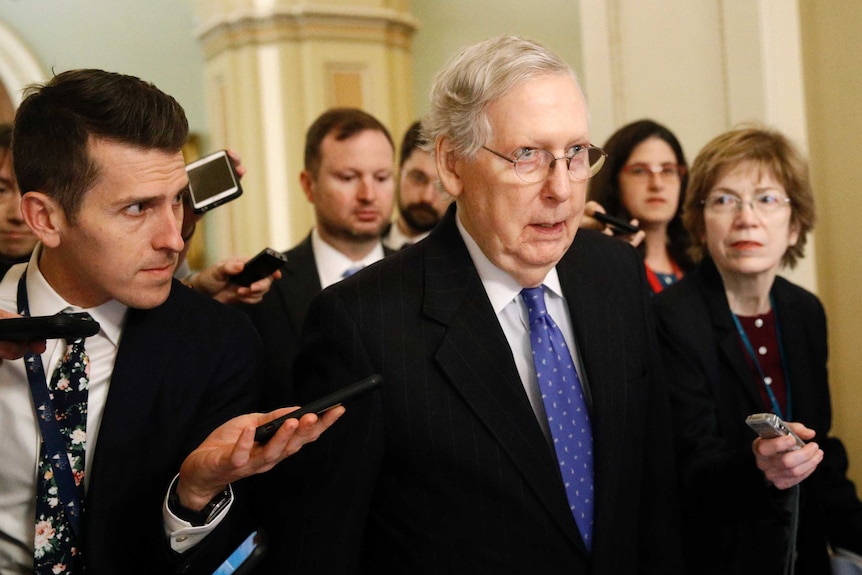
[522,286,594,550]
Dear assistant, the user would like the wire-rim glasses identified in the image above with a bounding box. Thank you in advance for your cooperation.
[701,192,792,215]
[481,144,607,183]
[620,163,686,180]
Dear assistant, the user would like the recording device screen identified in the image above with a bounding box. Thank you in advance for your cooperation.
[211,530,264,575]
[186,150,243,214]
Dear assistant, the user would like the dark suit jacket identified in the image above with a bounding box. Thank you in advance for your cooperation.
[82,280,263,575]
[653,257,862,575]
[241,235,320,411]
[242,234,395,410]
[260,208,683,574]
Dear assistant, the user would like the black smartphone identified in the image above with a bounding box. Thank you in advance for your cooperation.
[745,412,806,449]
[228,248,288,287]
[211,530,266,575]
[186,150,243,214]
[592,211,640,235]
[0,312,101,341]
[254,374,383,443]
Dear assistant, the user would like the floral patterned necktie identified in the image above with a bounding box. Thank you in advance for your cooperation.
[33,334,90,575]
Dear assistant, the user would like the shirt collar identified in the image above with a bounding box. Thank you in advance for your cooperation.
[24,244,128,348]
[310,227,385,289]
[383,221,429,250]
[454,212,562,315]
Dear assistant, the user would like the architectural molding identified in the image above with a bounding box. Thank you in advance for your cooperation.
[194,4,419,60]
[0,19,46,106]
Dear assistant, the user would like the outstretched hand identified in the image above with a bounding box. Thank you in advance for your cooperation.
[175,405,344,510]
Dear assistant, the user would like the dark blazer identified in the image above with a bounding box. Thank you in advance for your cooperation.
[653,257,862,575]
[82,280,263,575]
[242,234,395,410]
[242,235,320,410]
[260,207,683,574]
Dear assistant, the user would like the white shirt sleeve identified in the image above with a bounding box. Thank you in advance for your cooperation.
[162,474,234,553]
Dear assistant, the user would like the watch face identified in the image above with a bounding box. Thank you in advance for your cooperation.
[204,489,233,524]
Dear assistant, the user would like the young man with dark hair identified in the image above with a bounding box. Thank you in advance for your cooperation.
[0,69,340,575]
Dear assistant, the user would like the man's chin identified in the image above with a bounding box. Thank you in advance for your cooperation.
[401,204,440,233]
[119,280,173,310]
[346,225,388,242]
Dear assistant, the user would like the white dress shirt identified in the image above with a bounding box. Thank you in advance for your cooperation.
[0,249,225,572]
[382,220,430,251]
[455,216,589,444]
[311,227,386,289]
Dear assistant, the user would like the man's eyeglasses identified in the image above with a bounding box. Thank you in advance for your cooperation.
[701,192,792,215]
[620,163,686,180]
[481,145,607,184]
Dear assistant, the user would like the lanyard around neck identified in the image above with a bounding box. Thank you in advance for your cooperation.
[17,269,85,538]
[730,294,792,420]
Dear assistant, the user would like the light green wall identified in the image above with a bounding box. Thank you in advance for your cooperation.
[409,0,583,118]
[0,1,583,145]
[0,1,207,137]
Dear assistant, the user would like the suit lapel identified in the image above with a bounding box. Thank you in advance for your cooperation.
[771,278,815,421]
[696,260,766,410]
[555,239,630,549]
[88,285,184,485]
[422,211,582,547]
[276,235,322,333]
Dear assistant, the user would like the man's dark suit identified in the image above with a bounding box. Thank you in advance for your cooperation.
[242,234,395,410]
[242,235,320,410]
[263,207,683,574]
[80,280,263,575]
[653,257,862,575]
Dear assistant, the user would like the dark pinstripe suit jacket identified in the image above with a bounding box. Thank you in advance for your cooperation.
[259,207,683,574]
[241,234,320,410]
[242,234,395,410]
[83,281,262,575]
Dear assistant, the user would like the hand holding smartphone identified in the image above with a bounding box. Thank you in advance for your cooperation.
[228,248,288,287]
[745,413,806,449]
[254,374,383,443]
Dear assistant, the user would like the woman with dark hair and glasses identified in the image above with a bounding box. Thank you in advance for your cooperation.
[588,119,693,293]
[653,126,862,574]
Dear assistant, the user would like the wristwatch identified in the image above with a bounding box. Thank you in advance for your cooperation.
[167,476,232,526]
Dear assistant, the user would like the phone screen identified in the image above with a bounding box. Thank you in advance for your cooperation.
[186,151,242,213]
[212,530,263,575]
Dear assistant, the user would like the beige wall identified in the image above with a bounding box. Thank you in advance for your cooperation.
[191,0,418,258]
[799,0,862,487]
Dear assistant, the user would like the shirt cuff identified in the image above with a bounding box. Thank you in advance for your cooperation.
[162,474,234,553]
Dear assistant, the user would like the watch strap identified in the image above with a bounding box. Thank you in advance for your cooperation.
[167,475,232,526]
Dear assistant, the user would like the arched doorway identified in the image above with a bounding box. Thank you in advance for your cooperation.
[0,19,46,119]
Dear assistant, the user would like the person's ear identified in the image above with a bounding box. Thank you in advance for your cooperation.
[20,191,64,248]
[788,220,801,247]
[435,136,463,199]
[299,170,315,203]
